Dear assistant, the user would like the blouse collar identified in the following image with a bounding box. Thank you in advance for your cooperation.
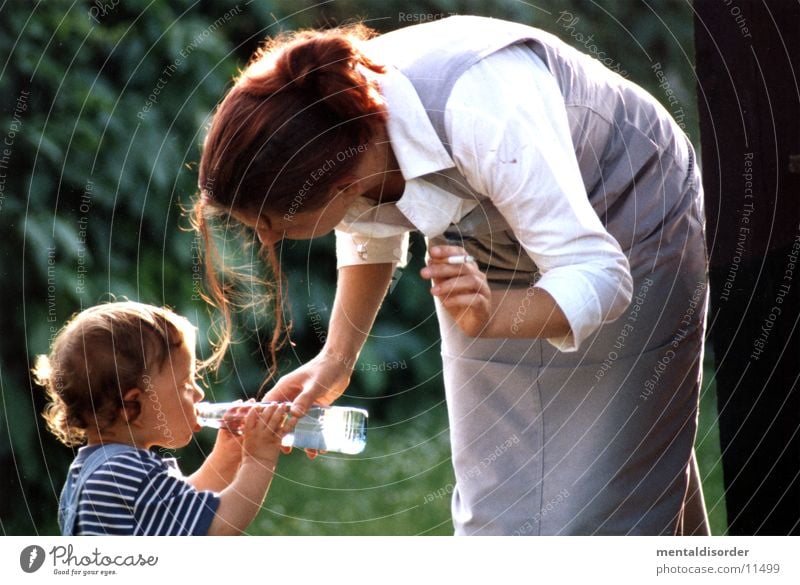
[339,66,475,238]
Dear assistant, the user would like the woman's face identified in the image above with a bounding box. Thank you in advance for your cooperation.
[232,189,358,246]
[228,133,402,245]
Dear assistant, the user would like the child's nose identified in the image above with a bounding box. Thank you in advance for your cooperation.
[193,383,205,401]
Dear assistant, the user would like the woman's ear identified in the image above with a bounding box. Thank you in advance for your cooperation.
[121,388,143,426]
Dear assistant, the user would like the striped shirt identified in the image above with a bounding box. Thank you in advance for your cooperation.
[64,445,220,535]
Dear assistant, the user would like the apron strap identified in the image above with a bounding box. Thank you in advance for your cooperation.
[58,443,136,536]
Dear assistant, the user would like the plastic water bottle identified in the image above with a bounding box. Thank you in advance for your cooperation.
[195,402,368,455]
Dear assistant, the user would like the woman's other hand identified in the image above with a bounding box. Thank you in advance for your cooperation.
[421,245,492,337]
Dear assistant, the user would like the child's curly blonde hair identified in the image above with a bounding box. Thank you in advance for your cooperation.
[32,301,195,446]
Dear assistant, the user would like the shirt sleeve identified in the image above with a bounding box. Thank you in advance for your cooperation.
[134,458,220,536]
[335,229,409,268]
[446,44,633,351]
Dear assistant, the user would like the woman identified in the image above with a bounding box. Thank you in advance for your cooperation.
[194,15,709,535]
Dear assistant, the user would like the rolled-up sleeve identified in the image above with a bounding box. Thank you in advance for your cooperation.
[335,229,409,268]
[447,45,633,351]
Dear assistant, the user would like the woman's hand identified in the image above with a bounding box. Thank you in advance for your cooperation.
[263,350,353,413]
[261,262,394,458]
[261,350,353,458]
[421,245,493,337]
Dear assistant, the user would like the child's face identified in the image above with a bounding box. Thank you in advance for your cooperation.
[139,341,205,449]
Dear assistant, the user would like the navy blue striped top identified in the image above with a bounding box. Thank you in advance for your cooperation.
[64,445,220,535]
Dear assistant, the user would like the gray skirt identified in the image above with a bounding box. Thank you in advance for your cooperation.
[435,138,708,535]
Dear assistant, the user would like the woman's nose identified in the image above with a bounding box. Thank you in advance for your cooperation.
[194,383,205,402]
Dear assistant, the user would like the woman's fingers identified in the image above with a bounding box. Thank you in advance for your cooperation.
[289,390,319,419]
[421,261,475,281]
[421,245,475,278]
[263,377,302,403]
[429,273,488,297]
[421,246,492,337]
[427,244,469,260]
[439,292,487,310]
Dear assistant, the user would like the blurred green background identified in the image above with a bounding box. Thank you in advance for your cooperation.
[0,0,725,535]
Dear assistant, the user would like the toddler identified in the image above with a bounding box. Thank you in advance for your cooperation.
[33,301,288,536]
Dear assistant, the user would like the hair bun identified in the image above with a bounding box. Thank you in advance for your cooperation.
[242,26,384,122]
[282,34,355,92]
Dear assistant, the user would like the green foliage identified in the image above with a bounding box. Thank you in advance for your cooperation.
[696,351,728,535]
[0,0,259,533]
[1,0,719,535]
[252,406,455,535]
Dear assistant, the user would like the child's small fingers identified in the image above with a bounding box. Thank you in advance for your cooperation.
[244,406,259,431]
[265,406,290,436]
[254,404,273,424]
[224,403,247,421]
[255,404,283,430]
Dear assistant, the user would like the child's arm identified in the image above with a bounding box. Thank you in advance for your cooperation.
[188,431,242,492]
[206,403,288,535]
[189,404,253,492]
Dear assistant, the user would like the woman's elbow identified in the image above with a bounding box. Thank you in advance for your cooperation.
[604,261,634,323]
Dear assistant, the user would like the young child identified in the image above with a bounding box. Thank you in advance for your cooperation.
[33,301,289,536]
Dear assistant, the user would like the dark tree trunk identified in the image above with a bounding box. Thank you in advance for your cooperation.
[694,0,800,535]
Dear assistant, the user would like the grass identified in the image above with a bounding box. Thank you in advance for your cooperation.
[250,357,727,535]
[696,352,728,535]
[250,406,456,536]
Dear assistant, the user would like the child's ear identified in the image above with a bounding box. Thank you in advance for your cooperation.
[121,388,143,425]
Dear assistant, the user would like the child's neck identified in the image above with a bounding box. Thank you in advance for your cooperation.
[84,426,148,449]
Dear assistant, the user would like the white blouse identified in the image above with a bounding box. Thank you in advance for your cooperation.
[335,44,632,351]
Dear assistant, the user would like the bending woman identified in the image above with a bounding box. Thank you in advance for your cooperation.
[194,15,709,535]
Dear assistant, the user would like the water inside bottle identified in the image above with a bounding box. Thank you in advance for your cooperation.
[196,402,367,455]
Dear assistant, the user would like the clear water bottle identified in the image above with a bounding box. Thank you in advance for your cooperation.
[195,402,368,455]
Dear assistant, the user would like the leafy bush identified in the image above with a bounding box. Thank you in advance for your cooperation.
[1,0,714,535]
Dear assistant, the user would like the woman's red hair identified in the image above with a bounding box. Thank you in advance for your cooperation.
[193,24,386,379]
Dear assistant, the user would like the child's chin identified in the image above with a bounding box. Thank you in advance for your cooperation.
[163,433,194,450]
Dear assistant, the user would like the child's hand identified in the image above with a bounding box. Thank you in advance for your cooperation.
[208,403,290,536]
[241,403,289,464]
[208,402,252,464]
